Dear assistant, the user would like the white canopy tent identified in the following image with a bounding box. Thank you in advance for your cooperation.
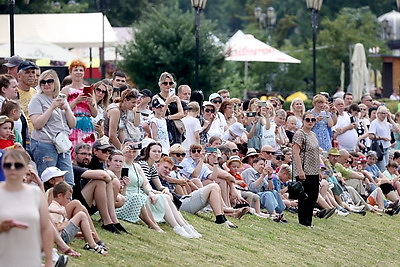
[0,37,76,61]
[225,30,301,82]
[0,13,117,49]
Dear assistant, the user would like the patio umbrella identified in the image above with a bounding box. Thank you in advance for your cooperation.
[225,31,301,82]
[0,37,76,62]
[350,43,369,102]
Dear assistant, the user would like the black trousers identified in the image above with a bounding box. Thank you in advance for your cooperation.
[297,175,319,226]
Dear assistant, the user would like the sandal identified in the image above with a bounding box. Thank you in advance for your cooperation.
[83,243,108,256]
[96,240,109,250]
[235,207,250,220]
[60,247,81,258]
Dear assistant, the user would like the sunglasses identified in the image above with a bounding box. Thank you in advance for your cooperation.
[191,149,202,154]
[162,82,174,86]
[262,151,274,155]
[96,88,107,94]
[212,100,222,104]
[173,153,186,157]
[40,79,54,85]
[347,161,353,164]
[3,162,25,170]
[100,148,112,154]
[276,156,285,161]
[232,149,239,153]
[77,152,92,157]
[304,118,316,123]
[360,108,367,111]
[204,109,215,113]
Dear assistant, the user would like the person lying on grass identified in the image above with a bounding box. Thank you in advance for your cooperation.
[49,182,108,256]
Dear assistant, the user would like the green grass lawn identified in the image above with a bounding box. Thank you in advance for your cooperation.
[68,211,400,266]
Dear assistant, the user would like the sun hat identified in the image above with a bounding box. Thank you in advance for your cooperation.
[0,115,14,128]
[41,166,68,183]
[328,148,340,156]
[242,148,259,163]
[226,155,242,166]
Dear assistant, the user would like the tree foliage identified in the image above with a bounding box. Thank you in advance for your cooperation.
[119,5,225,97]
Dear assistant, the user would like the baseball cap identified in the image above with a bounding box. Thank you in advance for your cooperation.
[202,101,215,108]
[17,60,39,72]
[209,93,222,101]
[3,55,23,68]
[151,98,165,109]
[230,122,245,137]
[92,138,114,150]
[140,89,153,98]
[41,166,68,183]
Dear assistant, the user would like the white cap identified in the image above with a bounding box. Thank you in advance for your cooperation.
[230,122,246,137]
[41,167,68,183]
[209,93,222,101]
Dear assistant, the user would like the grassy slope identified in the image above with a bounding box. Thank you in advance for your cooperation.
[69,212,400,267]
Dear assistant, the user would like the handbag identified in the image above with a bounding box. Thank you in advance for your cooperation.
[288,181,308,201]
[42,109,72,154]
[172,119,185,135]
[371,137,384,161]
[289,129,308,200]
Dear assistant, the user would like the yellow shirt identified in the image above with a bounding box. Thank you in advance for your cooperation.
[18,87,36,135]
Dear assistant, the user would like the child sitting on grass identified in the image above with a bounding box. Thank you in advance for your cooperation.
[49,181,108,256]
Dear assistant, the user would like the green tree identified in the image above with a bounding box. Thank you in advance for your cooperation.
[119,4,225,97]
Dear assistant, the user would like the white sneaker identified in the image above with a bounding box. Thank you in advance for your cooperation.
[336,209,350,217]
[173,226,193,238]
[183,225,202,238]
[349,204,365,211]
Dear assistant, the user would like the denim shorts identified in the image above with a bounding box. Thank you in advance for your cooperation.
[61,222,79,244]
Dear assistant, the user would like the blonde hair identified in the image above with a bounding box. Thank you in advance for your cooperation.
[38,69,61,98]
[312,94,326,105]
[290,97,305,115]
[158,72,175,87]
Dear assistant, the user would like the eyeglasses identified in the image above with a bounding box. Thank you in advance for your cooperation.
[3,162,25,170]
[40,79,54,85]
[262,151,274,155]
[173,153,186,157]
[365,99,372,102]
[232,149,239,153]
[276,156,285,161]
[77,152,92,157]
[360,108,367,111]
[100,148,112,154]
[162,82,174,86]
[212,100,222,104]
[96,88,107,94]
[191,149,202,154]
[204,109,215,113]
[304,118,316,123]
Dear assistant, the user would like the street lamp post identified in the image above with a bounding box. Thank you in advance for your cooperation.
[254,6,276,43]
[9,0,15,56]
[191,0,207,91]
[306,0,323,97]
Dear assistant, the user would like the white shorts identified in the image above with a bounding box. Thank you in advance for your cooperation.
[179,188,208,214]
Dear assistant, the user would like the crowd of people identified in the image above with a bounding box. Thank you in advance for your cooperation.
[1,56,400,265]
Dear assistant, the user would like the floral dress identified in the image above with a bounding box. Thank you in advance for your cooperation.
[310,109,332,152]
[67,87,95,148]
